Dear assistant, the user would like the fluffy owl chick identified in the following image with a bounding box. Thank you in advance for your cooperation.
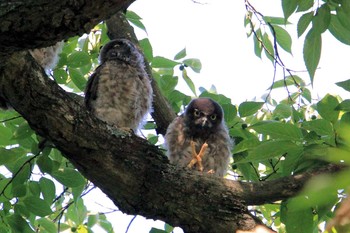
[29,41,64,72]
[84,39,153,132]
[165,98,232,177]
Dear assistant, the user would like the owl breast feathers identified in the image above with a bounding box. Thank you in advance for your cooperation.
[84,39,153,132]
[165,98,232,177]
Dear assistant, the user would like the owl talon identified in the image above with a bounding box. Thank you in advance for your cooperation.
[187,140,208,172]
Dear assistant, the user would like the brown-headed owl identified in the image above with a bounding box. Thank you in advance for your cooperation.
[165,98,232,177]
[84,39,152,132]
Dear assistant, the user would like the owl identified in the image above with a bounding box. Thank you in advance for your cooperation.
[84,39,152,132]
[165,98,232,177]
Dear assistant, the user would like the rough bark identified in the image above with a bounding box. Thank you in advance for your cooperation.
[0,0,134,54]
[0,51,344,232]
[0,1,346,232]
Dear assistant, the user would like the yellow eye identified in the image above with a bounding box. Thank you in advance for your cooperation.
[210,114,217,120]
[194,109,200,117]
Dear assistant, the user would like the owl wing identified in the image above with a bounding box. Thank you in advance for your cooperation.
[205,124,232,176]
[84,64,104,111]
[165,116,193,167]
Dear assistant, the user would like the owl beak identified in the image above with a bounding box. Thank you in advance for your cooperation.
[201,117,209,127]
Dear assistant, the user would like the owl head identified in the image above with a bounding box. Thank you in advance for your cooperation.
[99,39,144,67]
[184,98,224,137]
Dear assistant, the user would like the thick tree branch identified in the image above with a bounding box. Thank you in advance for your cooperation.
[0,0,134,54]
[0,51,345,233]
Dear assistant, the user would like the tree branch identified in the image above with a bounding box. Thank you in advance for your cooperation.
[0,0,134,54]
[0,51,345,232]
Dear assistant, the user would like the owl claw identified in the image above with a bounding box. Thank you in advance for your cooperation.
[187,141,208,172]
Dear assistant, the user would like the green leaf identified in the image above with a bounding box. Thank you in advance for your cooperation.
[253,29,263,58]
[126,10,147,33]
[297,0,314,12]
[156,75,178,95]
[67,51,91,68]
[51,168,86,187]
[0,148,19,165]
[272,104,292,119]
[238,101,264,117]
[297,12,313,37]
[336,2,350,31]
[316,94,339,122]
[53,68,68,84]
[36,218,56,233]
[39,177,56,204]
[149,228,167,233]
[68,68,86,91]
[336,100,350,111]
[23,196,53,217]
[182,69,197,96]
[152,56,180,68]
[281,200,313,233]
[221,103,237,124]
[37,154,53,174]
[233,138,260,154]
[139,38,153,62]
[12,122,33,140]
[164,223,174,233]
[237,140,302,163]
[312,4,331,34]
[174,48,187,60]
[262,33,274,62]
[263,16,290,25]
[302,119,334,136]
[270,75,305,89]
[249,121,303,141]
[328,14,350,45]
[273,25,292,53]
[8,214,35,233]
[303,29,321,83]
[282,0,298,20]
[183,58,202,73]
[336,79,350,92]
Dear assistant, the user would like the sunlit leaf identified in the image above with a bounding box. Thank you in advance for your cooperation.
[126,10,147,33]
[36,218,56,233]
[336,100,350,111]
[262,33,274,62]
[174,48,187,60]
[302,119,334,136]
[152,56,180,68]
[303,29,321,83]
[253,29,263,58]
[139,38,153,62]
[273,25,292,53]
[238,101,264,117]
[67,51,91,68]
[182,69,197,96]
[263,16,290,25]
[336,79,350,92]
[336,2,350,31]
[69,68,86,91]
[316,94,339,123]
[149,228,167,233]
[273,104,292,119]
[183,58,202,73]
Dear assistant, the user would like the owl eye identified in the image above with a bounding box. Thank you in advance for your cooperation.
[210,114,217,121]
[194,109,200,117]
